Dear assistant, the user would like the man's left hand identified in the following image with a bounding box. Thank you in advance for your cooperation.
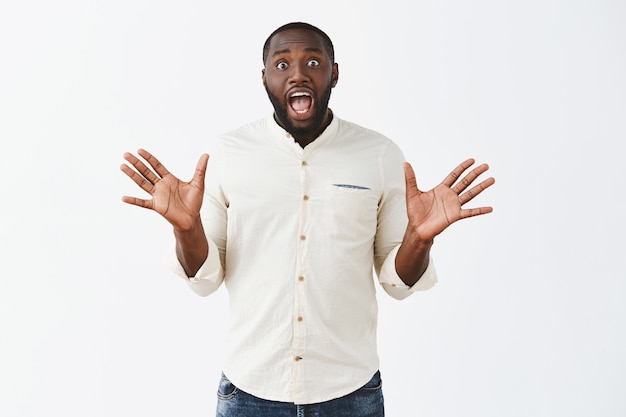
[403,158,495,243]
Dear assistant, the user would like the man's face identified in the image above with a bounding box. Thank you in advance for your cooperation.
[262,28,339,141]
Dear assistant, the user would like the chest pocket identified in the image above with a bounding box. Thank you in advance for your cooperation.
[321,183,379,241]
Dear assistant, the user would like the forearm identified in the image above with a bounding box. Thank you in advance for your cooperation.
[174,217,209,277]
[395,227,433,287]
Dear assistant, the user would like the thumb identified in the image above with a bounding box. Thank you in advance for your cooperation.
[403,162,420,199]
[191,153,210,187]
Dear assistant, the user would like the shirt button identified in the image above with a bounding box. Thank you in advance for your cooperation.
[298,276,304,282]
[286,133,291,138]
[391,283,397,287]
[297,316,303,322]
[303,195,309,201]
[294,356,302,361]
[300,235,306,240]
[301,160,308,166]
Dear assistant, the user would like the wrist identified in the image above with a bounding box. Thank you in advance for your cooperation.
[403,226,434,249]
[173,216,203,237]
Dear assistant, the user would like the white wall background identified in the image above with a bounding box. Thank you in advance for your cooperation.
[1,1,624,416]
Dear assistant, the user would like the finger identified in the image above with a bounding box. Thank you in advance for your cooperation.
[459,177,496,205]
[121,195,154,210]
[441,158,475,188]
[137,149,171,179]
[190,154,210,188]
[120,163,155,194]
[122,152,160,185]
[403,162,420,200]
[451,163,490,194]
[460,205,494,219]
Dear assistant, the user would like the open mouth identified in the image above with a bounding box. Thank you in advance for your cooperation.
[289,92,313,115]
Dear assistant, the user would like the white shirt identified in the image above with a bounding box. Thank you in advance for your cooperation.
[169,113,437,404]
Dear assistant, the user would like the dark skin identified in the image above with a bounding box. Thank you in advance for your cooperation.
[120,28,495,285]
[397,158,494,285]
[262,29,338,148]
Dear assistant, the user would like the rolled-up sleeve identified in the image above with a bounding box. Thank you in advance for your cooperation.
[377,244,438,300]
[167,236,224,296]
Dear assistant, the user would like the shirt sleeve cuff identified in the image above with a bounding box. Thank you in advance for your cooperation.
[378,244,438,300]
[166,237,224,296]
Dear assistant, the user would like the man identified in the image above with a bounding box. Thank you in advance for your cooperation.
[121,22,494,417]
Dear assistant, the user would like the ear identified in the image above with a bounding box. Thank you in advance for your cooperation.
[261,68,266,86]
[331,63,339,88]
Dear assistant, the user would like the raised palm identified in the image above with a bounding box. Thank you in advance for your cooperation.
[120,149,209,231]
[404,158,495,241]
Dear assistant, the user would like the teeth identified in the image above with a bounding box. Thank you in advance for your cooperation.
[289,91,311,114]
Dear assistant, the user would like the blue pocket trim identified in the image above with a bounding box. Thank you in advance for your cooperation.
[332,184,371,190]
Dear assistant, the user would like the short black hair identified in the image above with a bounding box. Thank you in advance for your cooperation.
[262,22,335,65]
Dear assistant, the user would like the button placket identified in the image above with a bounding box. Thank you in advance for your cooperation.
[292,155,309,390]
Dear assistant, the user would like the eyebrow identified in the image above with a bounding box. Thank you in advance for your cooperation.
[272,46,324,58]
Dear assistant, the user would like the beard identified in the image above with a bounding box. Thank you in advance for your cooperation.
[265,84,333,141]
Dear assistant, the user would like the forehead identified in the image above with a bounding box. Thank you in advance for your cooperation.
[268,29,328,57]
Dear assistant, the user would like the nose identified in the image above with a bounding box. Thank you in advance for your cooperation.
[289,62,310,84]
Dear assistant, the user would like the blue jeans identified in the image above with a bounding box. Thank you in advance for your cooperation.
[216,371,385,417]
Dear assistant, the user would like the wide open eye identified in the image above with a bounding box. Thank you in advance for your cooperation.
[307,59,320,68]
[276,61,288,70]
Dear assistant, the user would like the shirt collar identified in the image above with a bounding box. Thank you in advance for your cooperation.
[266,110,339,150]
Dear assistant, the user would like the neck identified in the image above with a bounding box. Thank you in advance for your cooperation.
[279,109,333,148]
[290,109,333,148]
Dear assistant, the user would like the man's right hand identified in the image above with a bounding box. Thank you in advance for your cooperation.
[120,149,210,232]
